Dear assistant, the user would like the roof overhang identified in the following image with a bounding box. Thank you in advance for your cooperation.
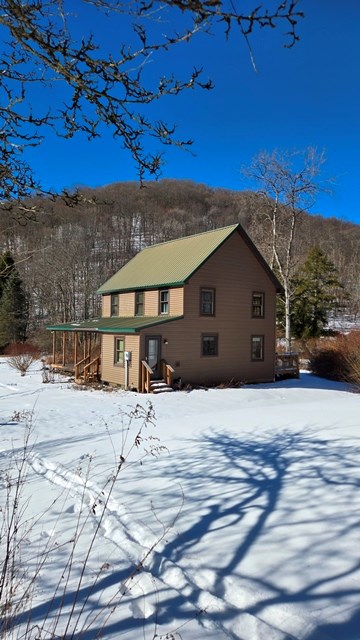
[46,315,184,334]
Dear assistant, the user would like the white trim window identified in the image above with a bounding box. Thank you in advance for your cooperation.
[114,337,125,366]
[159,290,169,315]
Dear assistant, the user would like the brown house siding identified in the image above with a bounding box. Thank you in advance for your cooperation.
[101,334,140,388]
[141,232,276,385]
[102,295,111,317]
[119,292,135,316]
[100,230,277,388]
[144,290,158,316]
[169,287,184,316]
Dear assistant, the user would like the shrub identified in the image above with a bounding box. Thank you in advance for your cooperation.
[4,342,41,357]
[7,354,37,376]
[309,331,360,387]
[341,331,360,387]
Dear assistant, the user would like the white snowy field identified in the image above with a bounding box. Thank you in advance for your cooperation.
[1,358,360,640]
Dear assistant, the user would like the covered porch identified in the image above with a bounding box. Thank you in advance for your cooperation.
[48,325,102,384]
[47,315,182,389]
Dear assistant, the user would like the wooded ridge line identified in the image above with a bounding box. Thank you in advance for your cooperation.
[0,179,358,339]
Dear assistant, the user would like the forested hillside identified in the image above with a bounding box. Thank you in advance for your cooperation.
[0,179,359,343]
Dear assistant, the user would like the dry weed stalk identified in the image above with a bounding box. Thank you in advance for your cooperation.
[0,402,179,640]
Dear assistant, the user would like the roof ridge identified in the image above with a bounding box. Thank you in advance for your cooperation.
[96,222,244,294]
[142,223,239,251]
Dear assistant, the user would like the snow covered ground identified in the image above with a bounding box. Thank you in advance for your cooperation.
[1,358,360,640]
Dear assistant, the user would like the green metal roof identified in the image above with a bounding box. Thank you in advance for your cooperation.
[47,315,183,333]
[97,224,239,294]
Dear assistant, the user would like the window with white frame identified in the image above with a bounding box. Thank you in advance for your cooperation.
[159,289,169,315]
[114,337,124,366]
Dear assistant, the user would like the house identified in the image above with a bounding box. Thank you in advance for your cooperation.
[47,223,283,391]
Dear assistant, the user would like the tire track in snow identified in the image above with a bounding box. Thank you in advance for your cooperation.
[28,452,312,639]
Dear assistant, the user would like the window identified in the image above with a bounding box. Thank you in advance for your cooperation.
[159,289,169,315]
[135,291,144,316]
[200,288,215,316]
[202,334,218,357]
[251,335,264,361]
[252,292,265,318]
[111,294,119,317]
[114,337,124,366]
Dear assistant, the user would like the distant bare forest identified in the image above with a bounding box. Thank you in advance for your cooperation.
[1,179,359,339]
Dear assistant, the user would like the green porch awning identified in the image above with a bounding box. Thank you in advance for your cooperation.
[47,315,183,334]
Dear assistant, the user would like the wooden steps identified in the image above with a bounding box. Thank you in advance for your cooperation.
[148,379,174,394]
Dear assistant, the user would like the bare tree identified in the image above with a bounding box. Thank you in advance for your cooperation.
[0,0,304,210]
[243,147,327,350]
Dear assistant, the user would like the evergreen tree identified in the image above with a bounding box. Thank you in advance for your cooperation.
[0,253,28,349]
[0,251,16,299]
[289,247,344,339]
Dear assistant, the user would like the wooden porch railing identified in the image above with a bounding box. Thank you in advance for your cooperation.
[82,355,101,383]
[141,360,153,393]
[161,359,175,387]
[275,352,300,378]
[74,354,90,383]
[141,359,175,393]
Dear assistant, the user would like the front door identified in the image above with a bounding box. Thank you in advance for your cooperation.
[145,336,161,378]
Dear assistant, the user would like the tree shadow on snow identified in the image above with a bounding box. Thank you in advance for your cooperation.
[12,427,360,639]
[152,427,360,638]
[247,370,356,392]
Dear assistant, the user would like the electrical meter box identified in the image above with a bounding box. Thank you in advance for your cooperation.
[124,351,132,361]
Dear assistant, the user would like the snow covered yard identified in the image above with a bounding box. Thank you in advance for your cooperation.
[1,359,360,640]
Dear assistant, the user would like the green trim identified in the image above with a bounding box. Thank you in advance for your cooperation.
[46,315,183,334]
[98,281,185,295]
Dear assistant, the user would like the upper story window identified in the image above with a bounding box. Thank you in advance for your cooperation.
[111,294,119,317]
[252,292,265,318]
[251,335,264,361]
[200,288,215,316]
[159,290,169,315]
[135,290,144,316]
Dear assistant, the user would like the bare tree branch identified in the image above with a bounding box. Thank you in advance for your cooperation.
[0,0,304,205]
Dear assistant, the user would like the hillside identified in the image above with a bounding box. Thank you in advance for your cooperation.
[0,179,359,336]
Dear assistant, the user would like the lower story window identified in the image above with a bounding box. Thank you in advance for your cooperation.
[115,337,124,366]
[251,335,264,361]
[202,334,218,357]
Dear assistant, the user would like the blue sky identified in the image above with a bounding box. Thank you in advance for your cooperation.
[25,1,360,224]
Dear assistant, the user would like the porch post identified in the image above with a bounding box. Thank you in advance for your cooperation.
[74,332,78,365]
[141,362,144,393]
[52,332,56,364]
[62,332,66,366]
